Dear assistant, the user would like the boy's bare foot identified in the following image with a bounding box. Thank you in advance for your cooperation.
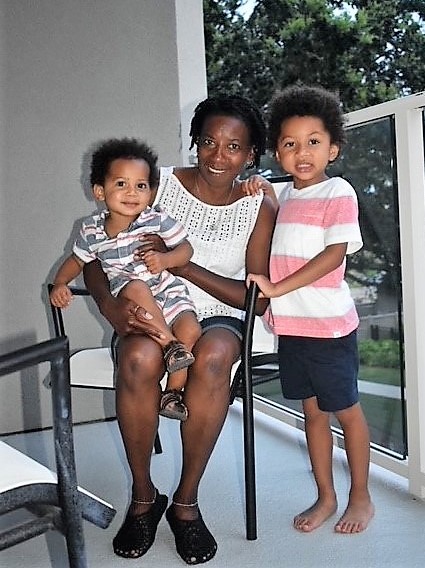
[334,497,375,534]
[294,497,337,532]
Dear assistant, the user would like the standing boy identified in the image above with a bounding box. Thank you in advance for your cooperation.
[247,84,374,534]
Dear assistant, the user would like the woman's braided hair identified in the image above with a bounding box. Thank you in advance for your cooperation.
[189,94,266,168]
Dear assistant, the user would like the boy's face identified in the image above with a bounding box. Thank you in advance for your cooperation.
[275,115,339,189]
[93,158,152,217]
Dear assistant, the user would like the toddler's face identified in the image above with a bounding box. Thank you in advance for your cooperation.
[275,115,339,189]
[94,158,152,216]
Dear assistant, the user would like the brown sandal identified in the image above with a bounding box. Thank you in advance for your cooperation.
[163,341,195,374]
[159,389,188,421]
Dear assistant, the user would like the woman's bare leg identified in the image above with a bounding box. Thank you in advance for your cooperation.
[172,328,240,517]
[115,334,164,514]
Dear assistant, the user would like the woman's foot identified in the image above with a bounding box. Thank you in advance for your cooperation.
[334,494,375,534]
[163,340,195,373]
[159,389,188,421]
[166,502,217,565]
[112,490,168,558]
[293,496,338,533]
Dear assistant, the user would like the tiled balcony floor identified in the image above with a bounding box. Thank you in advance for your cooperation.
[1,403,425,568]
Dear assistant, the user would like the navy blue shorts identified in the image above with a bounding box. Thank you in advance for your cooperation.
[278,330,359,412]
[200,316,243,341]
[111,316,243,364]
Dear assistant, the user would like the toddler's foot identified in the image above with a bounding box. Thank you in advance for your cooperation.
[163,341,195,374]
[293,496,337,533]
[334,496,374,534]
[159,389,188,421]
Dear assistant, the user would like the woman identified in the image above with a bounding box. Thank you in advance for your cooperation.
[84,95,277,565]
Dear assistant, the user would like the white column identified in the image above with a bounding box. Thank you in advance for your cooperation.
[175,0,208,165]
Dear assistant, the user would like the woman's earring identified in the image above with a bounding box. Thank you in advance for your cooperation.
[246,160,255,169]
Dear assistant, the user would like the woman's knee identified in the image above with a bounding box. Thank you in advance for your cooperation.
[192,332,239,379]
[117,336,164,387]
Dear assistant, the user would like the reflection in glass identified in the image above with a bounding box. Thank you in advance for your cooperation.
[253,116,407,458]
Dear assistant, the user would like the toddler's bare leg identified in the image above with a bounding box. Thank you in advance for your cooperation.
[293,396,338,532]
[334,402,374,533]
[160,312,201,421]
[167,312,202,391]
[120,281,176,347]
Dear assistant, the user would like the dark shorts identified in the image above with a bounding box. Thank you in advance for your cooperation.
[278,330,359,412]
[200,316,243,341]
[111,315,243,365]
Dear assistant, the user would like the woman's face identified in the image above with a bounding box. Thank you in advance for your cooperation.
[196,114,254,187]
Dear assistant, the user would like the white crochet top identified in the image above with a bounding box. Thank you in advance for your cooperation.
[154,167,263,321]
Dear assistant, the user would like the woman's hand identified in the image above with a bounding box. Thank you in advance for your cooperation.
[100,294,165,339]
[134,233,168,262]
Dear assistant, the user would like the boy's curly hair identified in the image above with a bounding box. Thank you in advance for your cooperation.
[189,94,266,168]
[268,84,346,152]
[90,137,159,187]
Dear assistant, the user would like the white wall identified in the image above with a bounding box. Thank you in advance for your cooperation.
[0,0,207,434]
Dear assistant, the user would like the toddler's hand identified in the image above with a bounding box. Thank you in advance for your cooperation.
[50,284,73,308]
[142,250,166,274]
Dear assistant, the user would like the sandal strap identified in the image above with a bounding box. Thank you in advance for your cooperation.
[160,389,183,411]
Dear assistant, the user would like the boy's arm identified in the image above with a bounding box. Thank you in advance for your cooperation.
[53,254,84,285]
[50,254,84,307]
[247,243,348,298]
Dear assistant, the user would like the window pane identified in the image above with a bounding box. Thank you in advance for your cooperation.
[253,116,407,458]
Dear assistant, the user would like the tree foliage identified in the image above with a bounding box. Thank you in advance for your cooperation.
[204,0,424,313]
[204,0,425,111]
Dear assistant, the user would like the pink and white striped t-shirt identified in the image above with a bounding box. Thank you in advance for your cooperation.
[267,177,363,338]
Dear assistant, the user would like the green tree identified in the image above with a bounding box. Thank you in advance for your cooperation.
[204,0,424,315]
[204,0,425,111]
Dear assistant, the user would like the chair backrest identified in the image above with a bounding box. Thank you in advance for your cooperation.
[48,285,116,389]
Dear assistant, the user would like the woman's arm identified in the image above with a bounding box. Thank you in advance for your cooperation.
[172,195,277,315]
[83,260,164,338]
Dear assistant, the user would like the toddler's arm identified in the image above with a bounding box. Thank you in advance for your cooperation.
[50,254,84,308]
[141,239,193,274]
[247,243,348,298]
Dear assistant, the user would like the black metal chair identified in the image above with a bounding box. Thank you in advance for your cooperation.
[49,282,277,540]
[0,336,116,568]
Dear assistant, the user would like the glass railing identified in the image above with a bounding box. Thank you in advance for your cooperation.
[249,95,425,461]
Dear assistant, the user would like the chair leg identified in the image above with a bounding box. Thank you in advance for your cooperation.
[154,431,163,454]
[242,367,257,540]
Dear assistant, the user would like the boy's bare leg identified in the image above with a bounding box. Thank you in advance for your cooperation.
[167,312,202,391]
[334,403,374,533]
[120,281,178,348]
[294,397,338,532]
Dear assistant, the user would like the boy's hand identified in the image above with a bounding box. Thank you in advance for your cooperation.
[141,250,167,274]
[50,284,74,308]
[240,175,275,197]
[246,273,275,299]
[134,233,167,262]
